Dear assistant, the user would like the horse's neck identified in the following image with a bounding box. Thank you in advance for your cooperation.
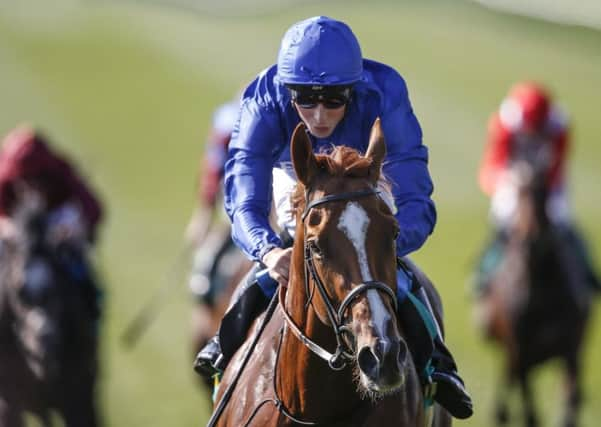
[506,189,566,299]
[276,241,361,420]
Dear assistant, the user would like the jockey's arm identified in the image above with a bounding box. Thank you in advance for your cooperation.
[479,114,511,196]
[548,123,569,189]
[223,96,284,262]
[56,157,103,244]
[380,85,436,257]
[185,129,232,246]
[199,129,231,209]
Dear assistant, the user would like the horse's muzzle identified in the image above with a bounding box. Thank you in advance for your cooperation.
[357,337,407,392]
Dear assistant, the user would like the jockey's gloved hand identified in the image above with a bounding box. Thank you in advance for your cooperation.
[261,246,292,288]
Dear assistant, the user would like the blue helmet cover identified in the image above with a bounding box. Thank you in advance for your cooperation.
[277,16,363,86]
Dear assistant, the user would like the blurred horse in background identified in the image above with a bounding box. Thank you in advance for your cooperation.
[188,226,251,398]
[0,192,99,427]
[475,154,592,427]
[209,122,451,426]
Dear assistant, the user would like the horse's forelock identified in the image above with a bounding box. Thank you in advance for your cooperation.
[291,146,373,215]
[317,146,373,178]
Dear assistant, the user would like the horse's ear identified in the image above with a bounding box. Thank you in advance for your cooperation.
[365,117,386,181]
[291,122,317,186]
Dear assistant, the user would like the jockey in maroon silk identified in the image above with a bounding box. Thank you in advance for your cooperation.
[0,124,105,321]
[0,126,103,242]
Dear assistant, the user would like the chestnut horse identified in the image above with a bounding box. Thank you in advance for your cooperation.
[208,120,451,426]
[475,160,592,427]
[0,202,99,426]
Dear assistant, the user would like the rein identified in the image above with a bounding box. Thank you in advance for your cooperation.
[209,187,400,427]
[283,187,398,370]
[206,290,280,427]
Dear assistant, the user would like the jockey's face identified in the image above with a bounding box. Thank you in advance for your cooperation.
[289,84,351,139]
[294,103,346,139]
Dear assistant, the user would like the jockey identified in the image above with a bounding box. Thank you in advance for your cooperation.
[187,96,241,305]
[200,99,240,210]
[475,82,600,293]
[0,125,104,319]
[194,16,473,419]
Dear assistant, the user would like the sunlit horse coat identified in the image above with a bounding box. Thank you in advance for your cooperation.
[224,60,436,262]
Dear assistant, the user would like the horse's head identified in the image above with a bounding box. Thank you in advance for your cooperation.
[509,135,555,236]
[290,119,406,397]
[508,157,551,241]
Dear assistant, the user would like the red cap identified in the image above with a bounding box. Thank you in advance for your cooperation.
[506,82,551,132]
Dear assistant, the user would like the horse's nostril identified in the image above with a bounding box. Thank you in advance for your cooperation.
[397,340,408,366]
[358,346,380,378]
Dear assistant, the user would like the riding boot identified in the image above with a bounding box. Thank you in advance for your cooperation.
[194,264,272,378]
[396,268,473,419]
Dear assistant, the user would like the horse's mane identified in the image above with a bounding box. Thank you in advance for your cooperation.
[316,145,374,178]
[291,145,374,212]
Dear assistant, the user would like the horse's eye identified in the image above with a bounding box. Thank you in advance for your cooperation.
[307,210,322,227]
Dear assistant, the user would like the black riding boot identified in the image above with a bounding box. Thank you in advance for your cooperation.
[397,286,473,419]
[194,264,271,378]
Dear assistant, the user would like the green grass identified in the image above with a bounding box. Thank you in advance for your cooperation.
[1,1,600,425]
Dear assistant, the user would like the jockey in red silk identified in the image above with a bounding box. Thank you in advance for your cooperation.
[0,125,104,319]
[475,82,599,293]
[480,82,568,221]
[194,16,473,419]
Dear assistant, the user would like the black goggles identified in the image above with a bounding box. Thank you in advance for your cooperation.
[287,85,352,109]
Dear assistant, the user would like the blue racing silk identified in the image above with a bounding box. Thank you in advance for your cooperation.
[224,59,437,261]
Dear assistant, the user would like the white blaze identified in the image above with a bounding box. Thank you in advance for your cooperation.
[338,202,371,280]
[338,202,388,335]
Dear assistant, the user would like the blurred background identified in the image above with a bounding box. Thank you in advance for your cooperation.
[1,0,599,425]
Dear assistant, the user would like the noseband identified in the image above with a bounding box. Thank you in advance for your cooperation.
[280,187,398,370]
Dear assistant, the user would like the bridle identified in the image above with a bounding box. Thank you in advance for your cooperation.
[212,188,400,427]
[280,187,398,370]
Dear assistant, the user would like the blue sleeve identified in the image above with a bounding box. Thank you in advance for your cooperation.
[380,77,437,256]
[223,96,283,261]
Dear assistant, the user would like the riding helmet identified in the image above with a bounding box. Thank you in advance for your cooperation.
[276,16,363,86]
[500,82,551,132]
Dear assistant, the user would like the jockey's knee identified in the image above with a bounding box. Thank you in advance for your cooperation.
[396,266,412,302]
[398,257,435,292]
